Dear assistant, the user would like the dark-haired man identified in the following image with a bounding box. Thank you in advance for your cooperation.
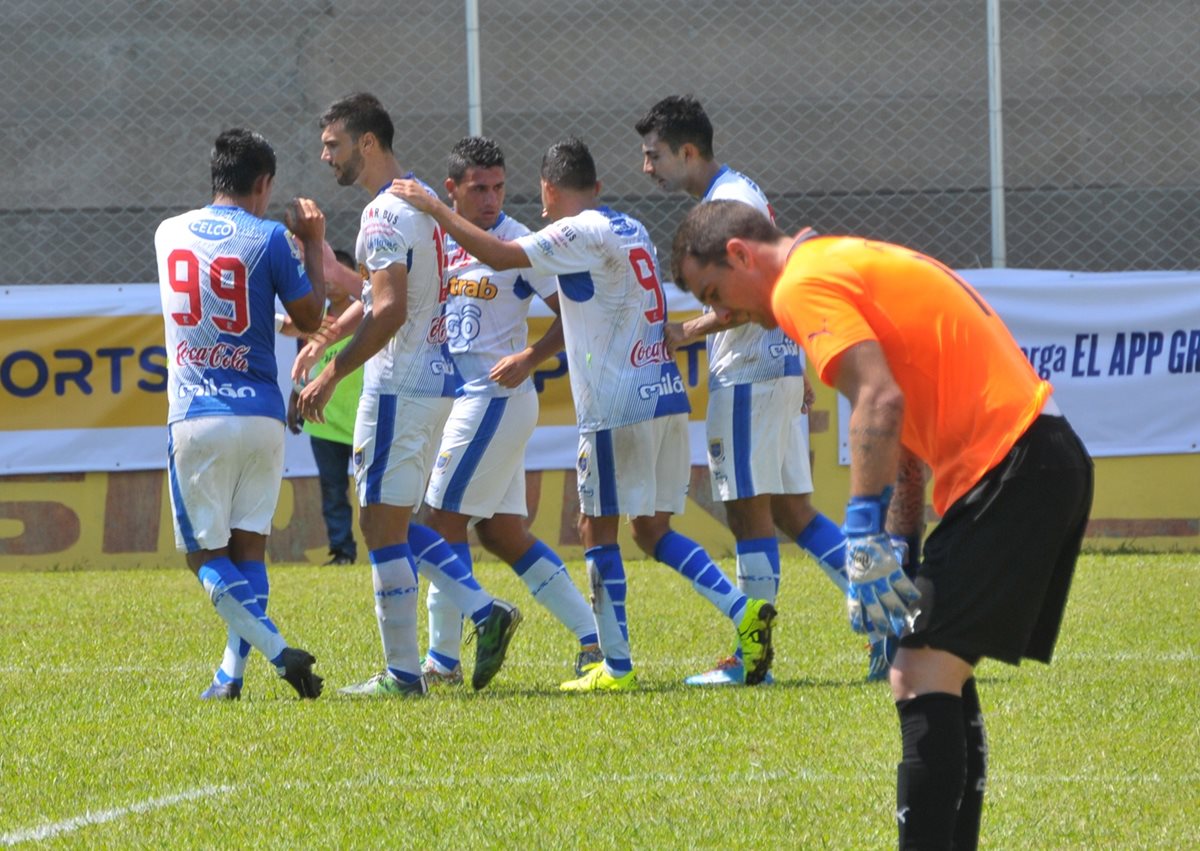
[671,199,1093,849]
[636,94,854,684]
[155,127,326,700]
[297,94,521,696]
[418,136,601,685]
[393,138,777,691]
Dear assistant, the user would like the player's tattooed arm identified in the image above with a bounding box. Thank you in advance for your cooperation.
[833,341,904,498]
[887,447,927,539]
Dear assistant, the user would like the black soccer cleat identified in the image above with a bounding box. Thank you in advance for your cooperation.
[278,647,323,699]
[470,600,522,691]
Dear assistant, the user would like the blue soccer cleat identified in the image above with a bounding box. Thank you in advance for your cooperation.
[200,681,242,701]
[685,655,745,686]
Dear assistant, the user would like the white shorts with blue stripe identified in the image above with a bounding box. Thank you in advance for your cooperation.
[576,413,690,518]
[353,392,453,510]
[424,390,538,520]
[167,415,284,552]
[705,375,813,502]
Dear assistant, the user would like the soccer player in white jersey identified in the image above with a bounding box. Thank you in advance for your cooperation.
[635,95,872,684]
[417,137,602,685]
[155,128,326,700]
[295,93,521,697]
[392,138,777,692]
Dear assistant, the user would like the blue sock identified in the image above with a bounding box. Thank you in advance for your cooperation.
[196,557,286,667]
[585,544,632,675]
[370,544,421,682]
[408,523,493,626]
[654,531,746,621]
[215,559,270,685]
[512,540,597,645]
[796,513,849,593]
[735,537,780,604]
[450,542,473,573]
[426,649,460,672]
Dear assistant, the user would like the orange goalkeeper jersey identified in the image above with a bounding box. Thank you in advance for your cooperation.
[771,234,1051,514]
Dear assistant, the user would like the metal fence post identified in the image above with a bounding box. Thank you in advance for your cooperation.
[987,0,1007,268]
[465,0,483,137]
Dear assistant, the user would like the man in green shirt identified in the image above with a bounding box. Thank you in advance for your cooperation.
[288,248,364,565]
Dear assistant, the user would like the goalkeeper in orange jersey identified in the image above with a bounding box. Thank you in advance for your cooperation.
[672,200,1093,850]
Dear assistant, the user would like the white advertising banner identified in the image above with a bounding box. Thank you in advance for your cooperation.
[836,269,1200,463]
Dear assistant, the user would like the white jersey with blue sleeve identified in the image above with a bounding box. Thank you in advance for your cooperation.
[703,166,803,388]
[356,178,458,398]
[514,206,689,432]
[155,204,312,425]
[443,212,558,397]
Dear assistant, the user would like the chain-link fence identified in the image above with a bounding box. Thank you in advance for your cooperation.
[2,0,1196,286]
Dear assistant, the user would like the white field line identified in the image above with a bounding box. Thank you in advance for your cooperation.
[4,768,1198,846]
[0,785,234,846]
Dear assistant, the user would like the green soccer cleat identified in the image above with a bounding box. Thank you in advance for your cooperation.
[337,670,428,698]
[469,600,522,690]
[574,647,605,678]
[560,664,638,692]
[736,599,778,686]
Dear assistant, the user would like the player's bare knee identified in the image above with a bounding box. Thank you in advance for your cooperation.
[630,517,669,557]
[724,496,774,540]
[770,494,816,539]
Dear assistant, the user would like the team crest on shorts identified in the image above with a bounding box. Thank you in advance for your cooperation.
[708,439,725,463]
[435,451,452,470]
[577,447,590,478]
[354,447,364,469]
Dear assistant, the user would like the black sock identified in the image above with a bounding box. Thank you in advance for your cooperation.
[896,692,966,850]
[952,678,987,850]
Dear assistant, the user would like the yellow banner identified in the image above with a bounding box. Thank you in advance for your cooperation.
[0,313,705,433]
[0,315,168,431]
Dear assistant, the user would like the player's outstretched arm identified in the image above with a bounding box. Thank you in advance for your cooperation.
[323,240,364,299]
[298,266,406,424]
[291,301,364,385]
[389,179,530,272]
[489,293,565,388]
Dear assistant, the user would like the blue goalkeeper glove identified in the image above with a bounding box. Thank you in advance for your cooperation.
[843,490,921,638]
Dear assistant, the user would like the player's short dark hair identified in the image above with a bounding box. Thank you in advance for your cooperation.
[332,248,355,269]
[319,92,394,152]
[670,200,784,288]
[210,128,276,197]
[634,95,714,159]
[540,137,597,191]
[447,136,506,182]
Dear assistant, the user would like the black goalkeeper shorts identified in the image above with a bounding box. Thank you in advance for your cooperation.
[900,414,1094,666]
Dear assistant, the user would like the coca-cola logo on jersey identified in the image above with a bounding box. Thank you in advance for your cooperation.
[176,340,251,371]
[629,339,670,367]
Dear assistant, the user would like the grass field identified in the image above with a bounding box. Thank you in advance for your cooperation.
[1,552,1197,848]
